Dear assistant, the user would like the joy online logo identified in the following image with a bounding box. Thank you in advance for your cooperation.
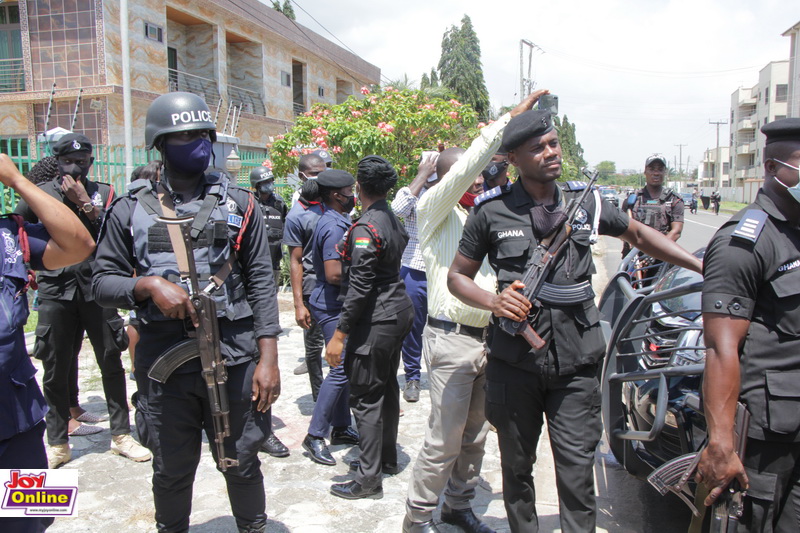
[2,470,77,516]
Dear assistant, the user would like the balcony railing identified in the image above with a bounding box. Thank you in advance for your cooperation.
[168,68,219,106]
[736,143,754,155]
[0,58,24,93]
[293,102,305,116]
[227,84,265,116]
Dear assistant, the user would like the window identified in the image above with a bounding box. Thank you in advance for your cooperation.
[280,71,291,87]
[723,162,729,175]
[775,115,787,121]
[776,84,788,103]
[144,22,163,43]
[318,86,324,97]
[764,87,769,105]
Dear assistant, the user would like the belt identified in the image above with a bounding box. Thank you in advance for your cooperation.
[427,317,487,339]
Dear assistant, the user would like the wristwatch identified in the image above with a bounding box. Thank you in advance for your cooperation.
[81,202,94,214]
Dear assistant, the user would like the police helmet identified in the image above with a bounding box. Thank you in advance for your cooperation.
[250,166,274,187]
[145,92,217,150]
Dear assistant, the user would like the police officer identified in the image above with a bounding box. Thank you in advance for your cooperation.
[696,118,800,531]
[250,166,287,285]
[15,132,151,468]
[249,165,290,458]
[447,109,702,532]
[621,154,684,258]
[0,154,94,533]
[92,92,281,533]
[301,169,359,467]
[283,179,325,400]
[326,155,414,500]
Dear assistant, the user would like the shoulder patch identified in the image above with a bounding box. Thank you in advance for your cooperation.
[562,180,586,192]
[475,185,507,206]
[731,209,768,244]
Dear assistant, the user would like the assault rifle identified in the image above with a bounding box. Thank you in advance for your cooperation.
[498,168,600,349]
[148,216,239,472]
[647,402,750,530]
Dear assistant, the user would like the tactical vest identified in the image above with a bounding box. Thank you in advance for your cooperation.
[127,173,253,323]
[632,188,675,234]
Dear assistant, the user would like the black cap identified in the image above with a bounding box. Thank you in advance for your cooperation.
[762,118,800,145]
[645,154,668,167]
[502,110,554,151]
[312,149,333,164]
[52,133,93,156]
[317,169,355,188]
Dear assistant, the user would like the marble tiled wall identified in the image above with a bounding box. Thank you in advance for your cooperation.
[228,42,261,94]
[26,0,100,91]
[0,102,30,133]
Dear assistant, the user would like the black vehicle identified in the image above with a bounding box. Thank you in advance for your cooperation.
[680,192,697,215]
[599,248,706,479]
[599,187,620,208]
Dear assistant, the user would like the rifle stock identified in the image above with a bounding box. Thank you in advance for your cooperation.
[498,168,599,349]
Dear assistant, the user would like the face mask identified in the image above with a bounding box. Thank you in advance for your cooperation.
[58,159,91,181]
[459,191,477,209]
[164,138,212,175]
[338,193,356,212]
[257,182,274,196]
[772,159,800,204]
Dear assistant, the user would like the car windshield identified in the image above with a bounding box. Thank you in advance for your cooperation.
[651,248,706,319]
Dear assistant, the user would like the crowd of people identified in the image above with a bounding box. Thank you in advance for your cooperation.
[1,87,799,533]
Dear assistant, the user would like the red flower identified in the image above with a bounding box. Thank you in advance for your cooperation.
[360,86,370,95]
[448,111,459,119]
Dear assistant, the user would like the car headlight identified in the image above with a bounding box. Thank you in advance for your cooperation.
[669,324,705,366]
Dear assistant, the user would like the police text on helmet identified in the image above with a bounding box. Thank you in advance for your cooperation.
[171,110,212,126]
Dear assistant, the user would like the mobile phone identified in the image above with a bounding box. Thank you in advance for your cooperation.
[420,151,439,182]
[538,94,559,115]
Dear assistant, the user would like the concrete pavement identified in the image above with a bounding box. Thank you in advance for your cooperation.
[35,238,690,532]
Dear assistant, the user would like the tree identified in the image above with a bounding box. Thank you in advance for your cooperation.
[553,115,586,179]
[420,73,430,90]
[437,15,490,121]
[269,86,480,191]
[596,160,617,181]
[272,0,296,20]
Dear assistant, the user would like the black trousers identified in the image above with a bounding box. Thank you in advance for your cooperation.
[345,307,414,489]
[35,297,129,444]
[134,360,270,533]
[733,438,800,533]
[302,295,324,401]
[0,422,54,533]
[485,358,602,533]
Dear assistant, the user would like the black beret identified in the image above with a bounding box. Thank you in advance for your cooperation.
[317,168,355,188]
[52,133,93,156]
[762,118,800,145]
[502,110,554,151]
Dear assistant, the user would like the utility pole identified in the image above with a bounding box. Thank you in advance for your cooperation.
[709,119,728,190]
[519,40,541,99]
[674,143,687,179]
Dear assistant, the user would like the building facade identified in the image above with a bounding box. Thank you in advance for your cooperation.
[728,60,788,187]
[0,0,379,171]
[699,146,729,189]
[784,21,800,118]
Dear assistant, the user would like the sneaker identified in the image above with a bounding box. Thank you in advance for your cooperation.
[48,444,71,469]
[293,360,308,375]
[111,434,152,462]
[403,380,420,402]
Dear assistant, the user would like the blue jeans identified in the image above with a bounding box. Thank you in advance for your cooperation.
[400,266,427,382]
[307,303,351,437]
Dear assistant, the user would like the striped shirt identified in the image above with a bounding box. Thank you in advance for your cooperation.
[416,115,510,328]
[392,186,427,271]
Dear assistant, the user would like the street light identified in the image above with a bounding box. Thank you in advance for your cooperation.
[226,147,242,178]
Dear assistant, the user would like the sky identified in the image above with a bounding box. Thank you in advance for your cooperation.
[276,0,799,174]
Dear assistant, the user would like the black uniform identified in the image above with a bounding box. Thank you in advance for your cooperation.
[622,186,683,257]
[257,193,287,285]
[15,177,130,446]
[702,190,800,531]
[458,180,629,532]
[92,172,281,533]
[337,199,413,489]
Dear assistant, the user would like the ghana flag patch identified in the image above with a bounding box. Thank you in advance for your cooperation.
[354,237,370,248]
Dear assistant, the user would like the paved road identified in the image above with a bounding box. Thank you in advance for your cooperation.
[35,237,720,532]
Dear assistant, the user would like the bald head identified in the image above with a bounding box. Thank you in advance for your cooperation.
[298,153,326,173]
[436,147,465,179]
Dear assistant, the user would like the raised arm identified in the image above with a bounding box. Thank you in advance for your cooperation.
[0,154,94,269]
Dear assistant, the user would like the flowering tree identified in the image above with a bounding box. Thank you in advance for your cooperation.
[269,86,482,189]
